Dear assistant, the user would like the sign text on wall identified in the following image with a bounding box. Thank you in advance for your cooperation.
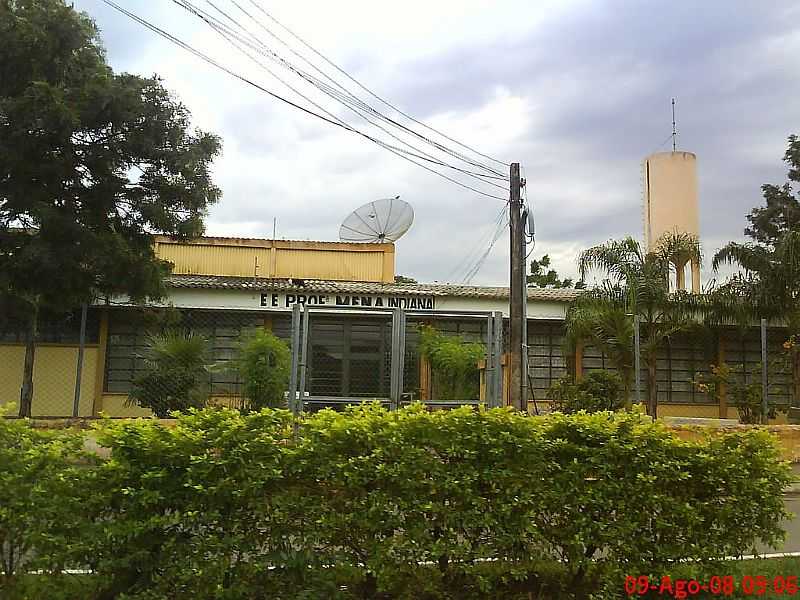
[260,293,436,310]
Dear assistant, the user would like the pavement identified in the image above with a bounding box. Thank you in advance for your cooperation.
[762,463,800,554]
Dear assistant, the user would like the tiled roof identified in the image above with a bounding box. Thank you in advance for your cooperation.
[166,274,582,302]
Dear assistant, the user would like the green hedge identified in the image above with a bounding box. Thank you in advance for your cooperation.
[0,407,793,599]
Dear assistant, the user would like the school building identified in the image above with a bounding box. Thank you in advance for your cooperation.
[0,234,793,420]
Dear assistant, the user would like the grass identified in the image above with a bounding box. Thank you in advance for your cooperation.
[2,556,798,599]
[633,556,800,600]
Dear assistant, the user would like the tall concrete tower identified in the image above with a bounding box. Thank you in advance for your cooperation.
[643,151,701,292]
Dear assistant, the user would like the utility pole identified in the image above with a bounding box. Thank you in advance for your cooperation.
[509,162,524,411]
[761,318,768,424]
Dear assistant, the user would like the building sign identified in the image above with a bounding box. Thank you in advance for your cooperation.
[260,293,436,310]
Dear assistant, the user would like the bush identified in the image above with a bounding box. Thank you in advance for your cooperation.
[128,330,211,417]
[2,407,792,599]
[0,415,92,593]
[418,325,484,400]
[692,362,788,424]
[547,370,624,413]
[230,329,291,411]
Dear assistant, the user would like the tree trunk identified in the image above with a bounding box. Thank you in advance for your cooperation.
[647,359,658,419]
[622,372,632,410]
[19,304,39,418]
[793,351,800,406]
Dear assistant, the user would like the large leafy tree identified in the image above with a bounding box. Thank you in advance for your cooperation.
[713,135,800,402]
[743,135,800,247]
[527,254,585,289]
[572,233,702,417]
[0,0,222,416]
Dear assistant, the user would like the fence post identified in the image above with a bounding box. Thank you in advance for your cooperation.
[634,314,642,412]
[288,304,301,416]
[390,308,406,410]
[72,303,88,417]
[298,303,309,415]
[492,312,503,408]
[486,314,495,407]
[761,318,768,424]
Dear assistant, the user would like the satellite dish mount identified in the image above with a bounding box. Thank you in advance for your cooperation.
[339,197,414,243]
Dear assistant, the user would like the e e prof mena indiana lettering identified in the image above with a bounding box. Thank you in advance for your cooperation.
[260,293,436,310]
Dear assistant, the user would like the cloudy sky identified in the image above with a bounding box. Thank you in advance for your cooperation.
[74,0,800,286]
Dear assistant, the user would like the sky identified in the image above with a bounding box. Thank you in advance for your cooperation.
[73,0,800,286]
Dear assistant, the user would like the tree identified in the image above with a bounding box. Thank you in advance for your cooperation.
[394,274,418,284]
[565,288,634,407]
[744,135,800,247]
[128,330,211,417]
[712,136,800,404]
[527,254,584,288]
[575,233,702,417]
[0,0,222,416]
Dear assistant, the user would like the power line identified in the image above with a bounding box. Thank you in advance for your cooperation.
[244,0,510,170]
[462,211,508,284]
[445,202,507,283]
[223,0,507,179]
[189,0,506,180]
[102,0,508,202]
[455,203,508,284]
[175,0,508,188]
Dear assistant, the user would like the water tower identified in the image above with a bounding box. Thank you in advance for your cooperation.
[642,150,701,292]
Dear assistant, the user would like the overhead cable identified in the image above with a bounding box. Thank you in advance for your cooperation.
[174,0,507,188]
[244,0,510,170]
[101,0,508,202]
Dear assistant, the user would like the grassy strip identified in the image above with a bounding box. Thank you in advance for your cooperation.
[4,557,798,599]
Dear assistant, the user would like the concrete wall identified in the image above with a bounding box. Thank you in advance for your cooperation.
[0,345,99,417]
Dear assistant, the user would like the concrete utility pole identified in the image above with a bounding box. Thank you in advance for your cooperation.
[509,163,525,411]
[761,318,769,424]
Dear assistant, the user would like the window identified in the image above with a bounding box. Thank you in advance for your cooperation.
[308,317,391,398]
[657,334,714,404]
[527,320,567,398]
[722,328,792,407]
[104,309,285,395]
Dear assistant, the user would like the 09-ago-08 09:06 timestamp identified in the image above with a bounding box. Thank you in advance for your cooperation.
[625,575,799,598]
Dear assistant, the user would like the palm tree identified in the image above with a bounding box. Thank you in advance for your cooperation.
[713,230,800,326]
[128,330,211,417]
[565,287,634,407]
[713,230,800,403]
[574,232,702,417]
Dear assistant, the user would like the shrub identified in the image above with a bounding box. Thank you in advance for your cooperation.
[692,362,788,424]
[3,408,792,599]
[128,330,211,417]
[0,415,91,593]
[230,329,291,411]
[418,325,485,400]
[547,370,624,413]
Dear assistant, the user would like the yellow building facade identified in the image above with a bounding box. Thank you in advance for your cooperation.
[0,235,794,422]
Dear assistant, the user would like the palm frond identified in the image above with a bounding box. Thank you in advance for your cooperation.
[712,242,770,273]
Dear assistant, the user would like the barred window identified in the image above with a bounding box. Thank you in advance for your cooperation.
[657,333,715,404]
[722,328,792,407]
[104,309,283,395]
[308,316,391,398]
[527,320,567,398]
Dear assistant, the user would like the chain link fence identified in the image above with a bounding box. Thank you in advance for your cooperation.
[2,304,798,419]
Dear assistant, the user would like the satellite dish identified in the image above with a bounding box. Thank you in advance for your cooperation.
[339,197,414,243]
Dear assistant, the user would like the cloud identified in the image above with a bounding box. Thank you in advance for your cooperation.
[73,0,800,287]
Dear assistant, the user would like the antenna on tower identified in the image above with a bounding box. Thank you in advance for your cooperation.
[671,98,677,152]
